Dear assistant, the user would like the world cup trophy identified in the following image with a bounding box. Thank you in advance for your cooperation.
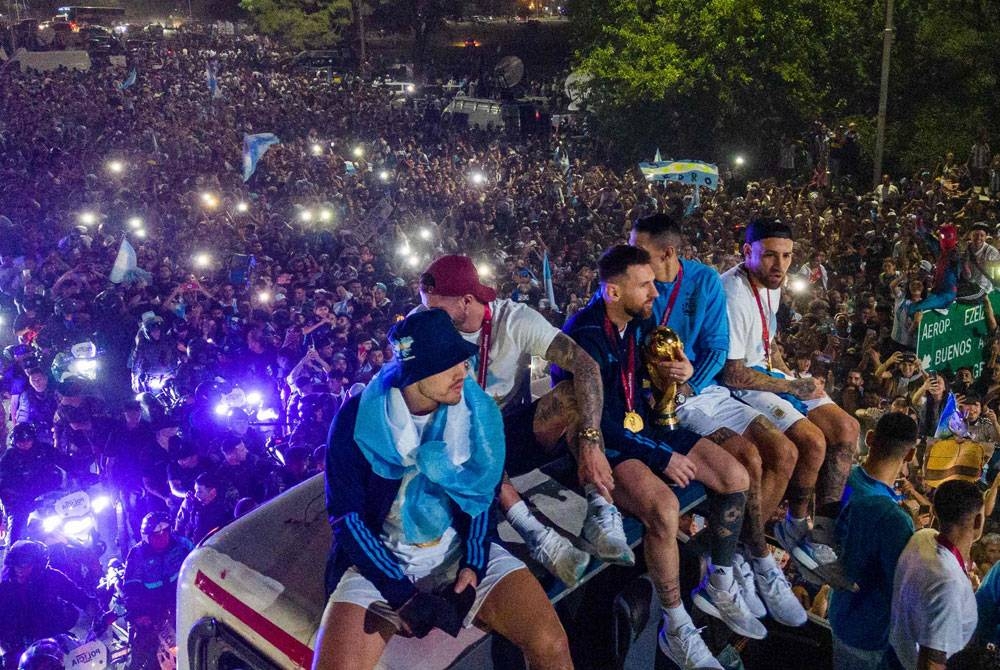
[643,326,685,430]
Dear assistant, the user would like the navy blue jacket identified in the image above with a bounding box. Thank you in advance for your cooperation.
[556,296,677,472]
[324,395,496,609]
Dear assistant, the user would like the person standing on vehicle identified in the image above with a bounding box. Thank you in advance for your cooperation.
[315,309,573,670]
[13,365,58,446]
[0,423,64,543]
[0,541,95,670]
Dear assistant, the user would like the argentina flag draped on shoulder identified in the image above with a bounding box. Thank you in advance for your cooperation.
[116,68,137,92]
[242,133,280,182]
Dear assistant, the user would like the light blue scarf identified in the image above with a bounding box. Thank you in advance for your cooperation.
[354,373,505,544]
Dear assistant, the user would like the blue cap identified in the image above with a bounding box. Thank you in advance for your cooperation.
[383,309,477,388]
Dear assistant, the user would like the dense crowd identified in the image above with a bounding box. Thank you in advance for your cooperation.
[2,24,1000,670]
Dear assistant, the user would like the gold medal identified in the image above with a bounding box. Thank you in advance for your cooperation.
[623,411,644,433]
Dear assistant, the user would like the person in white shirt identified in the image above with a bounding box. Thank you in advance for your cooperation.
[967,222,1000,293]
[419,255,633,588]
[720,218,860,590]
[889,479,983,670]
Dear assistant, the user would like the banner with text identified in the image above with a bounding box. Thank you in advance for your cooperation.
[916,292,999,377]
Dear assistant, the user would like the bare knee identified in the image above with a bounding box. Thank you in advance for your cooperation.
[641,495,679,539]
[769,434,799,481]
[718,459,750,494]
[523,624,573,670]
[737,439,763,485]
[791,423,826,473]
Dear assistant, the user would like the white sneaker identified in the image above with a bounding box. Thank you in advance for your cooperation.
[582,504,635,566]
[753,564,807,627]
[732,554,767,619]
[692,576,768,640]
[657,621,724,670]
[529,527,590,587]
[773,518,856,592]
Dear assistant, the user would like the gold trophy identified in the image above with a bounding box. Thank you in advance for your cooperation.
[643,326,686,430]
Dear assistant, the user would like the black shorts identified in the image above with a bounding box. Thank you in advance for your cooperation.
[502,399,568,476]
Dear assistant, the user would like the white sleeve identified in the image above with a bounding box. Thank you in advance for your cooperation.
[723,277,753,361]
[915,579,971,655]
[507,302,561,358]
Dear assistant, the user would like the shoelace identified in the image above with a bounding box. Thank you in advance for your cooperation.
[760,568,793,596]
[807,540,838,565]
[672,625,713,661]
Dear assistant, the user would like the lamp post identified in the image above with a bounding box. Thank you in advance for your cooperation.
[872,0,894,188]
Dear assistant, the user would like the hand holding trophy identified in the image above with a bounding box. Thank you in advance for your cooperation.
[643,326,686,430]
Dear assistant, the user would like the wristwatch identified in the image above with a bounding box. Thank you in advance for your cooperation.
[578,427,601,444]
[674,392,688,406]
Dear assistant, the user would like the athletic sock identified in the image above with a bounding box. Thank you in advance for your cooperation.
[506,500,548,547]
[663,604,693,634]
[751,552,779,575]
[709,565,735,591]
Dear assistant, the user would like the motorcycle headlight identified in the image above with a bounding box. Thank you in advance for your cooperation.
[42,515,63,534]
[257,408,279,422]
[62,516,93,537]
[91,495,112,514]
[149,376,165,391]
[70,359,98,375]
[214,402,230,416]
[245,391,263,406]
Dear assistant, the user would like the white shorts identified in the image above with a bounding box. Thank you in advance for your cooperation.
[329,543,525,630]
[731,387,834,433]
[676,384,762,437]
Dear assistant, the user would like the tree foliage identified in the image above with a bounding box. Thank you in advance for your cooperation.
[240,0,353,49]
[571,0,1000,175]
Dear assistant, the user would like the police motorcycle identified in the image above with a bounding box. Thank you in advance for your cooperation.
[25,486,114,594]
[16,618,132,670]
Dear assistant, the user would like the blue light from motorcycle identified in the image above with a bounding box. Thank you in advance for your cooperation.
[43,514,62,533]
[62,516,94,537]
[91,495,112,514]
[245,391,263,406]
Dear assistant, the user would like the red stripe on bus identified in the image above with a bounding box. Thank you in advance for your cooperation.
[195,570,314,668]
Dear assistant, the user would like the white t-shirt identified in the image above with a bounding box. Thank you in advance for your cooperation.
[889,528,977,669]
[460,299,560,409]
[720,265,780,370]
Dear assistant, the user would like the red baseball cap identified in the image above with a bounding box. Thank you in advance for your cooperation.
[422,255,497,304]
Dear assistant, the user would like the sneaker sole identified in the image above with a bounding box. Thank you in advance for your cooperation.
[692,591,767,640]
[657,629,724,670]
[582,539,636,566]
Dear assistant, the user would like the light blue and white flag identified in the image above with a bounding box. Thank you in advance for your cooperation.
[344,161,357,175]
[110,237,150,284]
[638,159,720,191]
[116,68,136,91]
[685,185,701,217]
[935,392,969,439]
[654,147,662,162]
[543,251,560,312]
[206,62,221,98]
[242,133,280,182]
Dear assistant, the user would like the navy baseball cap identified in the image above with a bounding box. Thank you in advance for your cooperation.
[383,309,477,389]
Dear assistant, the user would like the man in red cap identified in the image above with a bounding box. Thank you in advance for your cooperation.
[420,254,632,587]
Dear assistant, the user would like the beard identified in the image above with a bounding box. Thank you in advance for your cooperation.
[625,302,653,320]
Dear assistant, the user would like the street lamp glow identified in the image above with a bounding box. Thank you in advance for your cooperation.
[300,210,313,222]
[107,160,125,174]
[134,228,147,239]
[128,216,143,229]
[310,143,323,156]
[419,227,431,240]
[79,212,97,226]
[319,209,333,222]
[194,252,212,269]
[236,201,249,213]
[352,146,364,158]
[734,155,746,167]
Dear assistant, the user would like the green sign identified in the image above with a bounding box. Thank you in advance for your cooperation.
[916,292,999,377]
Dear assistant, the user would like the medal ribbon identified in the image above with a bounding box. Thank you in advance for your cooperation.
[604,314,637,415]
[477,303,493,390]
[742,266,773,370]
[936,533,966,572]
[658,262,684,327]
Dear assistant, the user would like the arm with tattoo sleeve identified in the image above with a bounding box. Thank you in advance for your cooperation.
[545,333,604,445]
[722,358,821,399]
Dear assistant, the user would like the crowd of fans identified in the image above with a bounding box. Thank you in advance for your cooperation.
[2,22,1000,670]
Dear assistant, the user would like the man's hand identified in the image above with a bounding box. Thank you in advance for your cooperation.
[984,407,998,428]
[453,568,478,594]
[789,376,825,400]
[663,452,697,487]
[577,441,615,502]
[654,351,694,384]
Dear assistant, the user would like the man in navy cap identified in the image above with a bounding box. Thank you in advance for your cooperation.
[420,254,631,587]
[314,309,571,670]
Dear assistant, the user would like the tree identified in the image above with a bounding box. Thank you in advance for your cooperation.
[240,0,353,49]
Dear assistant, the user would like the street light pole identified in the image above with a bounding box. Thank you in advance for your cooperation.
[873,0,894,188]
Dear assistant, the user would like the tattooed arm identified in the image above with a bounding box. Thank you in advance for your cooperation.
[545,332,604,441]
[722,358,825,400]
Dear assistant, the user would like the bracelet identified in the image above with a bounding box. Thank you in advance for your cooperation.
[577,427,601,444]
